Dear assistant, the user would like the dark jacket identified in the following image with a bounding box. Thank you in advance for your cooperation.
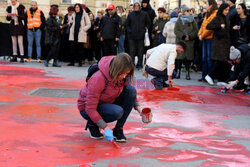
[45,15,61,45]
[100,12,121,40]
[235,15,250,46]
[25,8,46,31]
[237,44,250,82]
[126,10,151,40]
[228,5,240,46]
[141,3,156,33]
[206,15,230,61]
[174,15,198,60]
[6,4,25,36]
[152,17,168,47]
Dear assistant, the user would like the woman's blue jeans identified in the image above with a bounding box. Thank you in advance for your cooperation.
[80,85,137,129]
[202,39,213,79]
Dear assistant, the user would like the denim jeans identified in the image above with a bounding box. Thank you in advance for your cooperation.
[80,85,137,128]
[145,65,168,82]
[27,29,41,59]
[118,35,125,53]
[202,39,213,79]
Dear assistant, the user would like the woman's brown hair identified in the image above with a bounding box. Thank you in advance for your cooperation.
[207,0,217,17]
[109,53,135,82]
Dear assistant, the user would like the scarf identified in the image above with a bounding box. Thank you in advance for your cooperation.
[170,17,178,23]
[180,14,194,25]
[11,2,19,25]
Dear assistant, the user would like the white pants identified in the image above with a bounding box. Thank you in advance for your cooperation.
[11,35,24,56]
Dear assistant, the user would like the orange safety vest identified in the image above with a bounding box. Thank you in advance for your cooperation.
[27,9,42,29]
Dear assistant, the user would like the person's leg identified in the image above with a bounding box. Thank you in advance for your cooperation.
[27,30,34,59]
[175,59,182,79]
[35,29,42,59]
[77,42,84,66]
[202,39,208,80]
[17,35,24,56]
[145,66,168,89]
[129,40,136,64]
[185,60,191,80]
[68,41,76,65]
[137,40,144,68]
[52,40,61,67]
[11,36,18,61]
[103,39,110,56]
[118,35,125,53]
[206,39,213,76]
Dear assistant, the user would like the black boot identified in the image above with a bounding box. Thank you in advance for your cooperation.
[20,56,24,63]
[186,71,191,80]
[176,69,181,79]
[10,55,17,62]
[53,60,61,67]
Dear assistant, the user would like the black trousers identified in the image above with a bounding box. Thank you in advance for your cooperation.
[46,39,60,62]
[94,40,103,61]
[70,41,84,64]
[103,39,116,56]
[210,60,230,82]
[128,39,144,67]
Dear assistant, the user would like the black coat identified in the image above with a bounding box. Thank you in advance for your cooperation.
[6,4,25,36]
[141,4,156,33]
[234,15,250,46]
[45,15,61,46]
[237,44,250,82]
[228,5,240,46]
[100,12,121,40]
[126,10,151,40]
[206,15,230,61]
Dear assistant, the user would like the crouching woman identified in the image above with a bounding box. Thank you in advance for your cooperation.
[78,53,140,143]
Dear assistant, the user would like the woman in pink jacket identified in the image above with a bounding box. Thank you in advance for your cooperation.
[78,53,140,142]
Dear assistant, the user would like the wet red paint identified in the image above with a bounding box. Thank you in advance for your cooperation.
[0,63,250,166]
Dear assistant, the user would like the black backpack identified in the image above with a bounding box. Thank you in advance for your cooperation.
[86,64,108,89]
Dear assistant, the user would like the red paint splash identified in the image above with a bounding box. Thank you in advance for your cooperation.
[0,63,250,166]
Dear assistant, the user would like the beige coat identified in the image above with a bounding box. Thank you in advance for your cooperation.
[163,21,176,44]
[69,11,91,43]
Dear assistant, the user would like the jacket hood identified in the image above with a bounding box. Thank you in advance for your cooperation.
[98,56,115,81]
[237,44,249,57]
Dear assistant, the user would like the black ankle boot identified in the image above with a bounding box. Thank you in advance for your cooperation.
[10,55,17,62]
[20,56,24,63]
[176,70,181,79]
[186,71,191,80]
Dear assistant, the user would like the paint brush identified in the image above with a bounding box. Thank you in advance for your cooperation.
[112,141,120,149]
[167,87,180,91]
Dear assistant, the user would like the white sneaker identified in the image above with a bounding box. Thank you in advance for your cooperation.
[205,75,214,85]
[217,82,227,86]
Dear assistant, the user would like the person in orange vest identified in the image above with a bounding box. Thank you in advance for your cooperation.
[25,0,46,63]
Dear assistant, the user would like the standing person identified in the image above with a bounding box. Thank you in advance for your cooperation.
[141,0,156,50]
[68,3,91,66]
[206,3,231,84]
[25,0,46,63]
[84,12,95,65]
[226,0,240,46]
[163,11,178,44]
[151,7,168,47]
[6,0,25,62]
[129,3,134,14]
[78,53,140,142]
[100,4,121,56]
[232,3,250,47]
[126,0,150,69]
[145,42,186,89]
[117,6,127,53]
[94,10,104,62]
[174,5,198,80]
[61,6,74,62]
[44,5,62,67]
[198,0,217,83]
[217,0,225,8]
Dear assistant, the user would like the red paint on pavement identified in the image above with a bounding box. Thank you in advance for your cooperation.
[0,64,249,166]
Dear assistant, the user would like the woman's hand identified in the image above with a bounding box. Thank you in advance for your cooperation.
[199,35,202,41]
[221,24,225,29]
[233,25,240,30]
[135,105,141,116]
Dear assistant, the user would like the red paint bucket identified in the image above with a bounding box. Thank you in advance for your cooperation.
[141,108,152,123]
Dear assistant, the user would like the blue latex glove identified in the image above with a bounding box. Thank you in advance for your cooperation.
[104,128,114,142]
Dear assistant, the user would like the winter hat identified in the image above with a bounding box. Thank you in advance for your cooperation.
[158,7,166,13]
[181,5,190,13]
[134,0,141,6]
[230,46,241,60]
[142,0,150,4]
[229,0,236,4]
[170,11,178,18]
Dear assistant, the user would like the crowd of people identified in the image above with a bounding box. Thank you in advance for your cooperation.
[5,0,250,91]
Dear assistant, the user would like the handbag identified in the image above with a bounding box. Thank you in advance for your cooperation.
[83,34,91,49]
[144,28,150,47]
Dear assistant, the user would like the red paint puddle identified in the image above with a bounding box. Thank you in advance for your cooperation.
[0,65,250,166]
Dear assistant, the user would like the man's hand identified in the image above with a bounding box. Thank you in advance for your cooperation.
[146,53,150,60]
[185,35,189,41]
[155,26,158,31]
[199,35,202,41]
[233,25,240,30]
[100,37,104,42]
[221,24,225,29]
[226,80,238,89]
[168,76,173,87]
[104,127,114,142]
[115,38,119,41]
[157,30,161,34]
